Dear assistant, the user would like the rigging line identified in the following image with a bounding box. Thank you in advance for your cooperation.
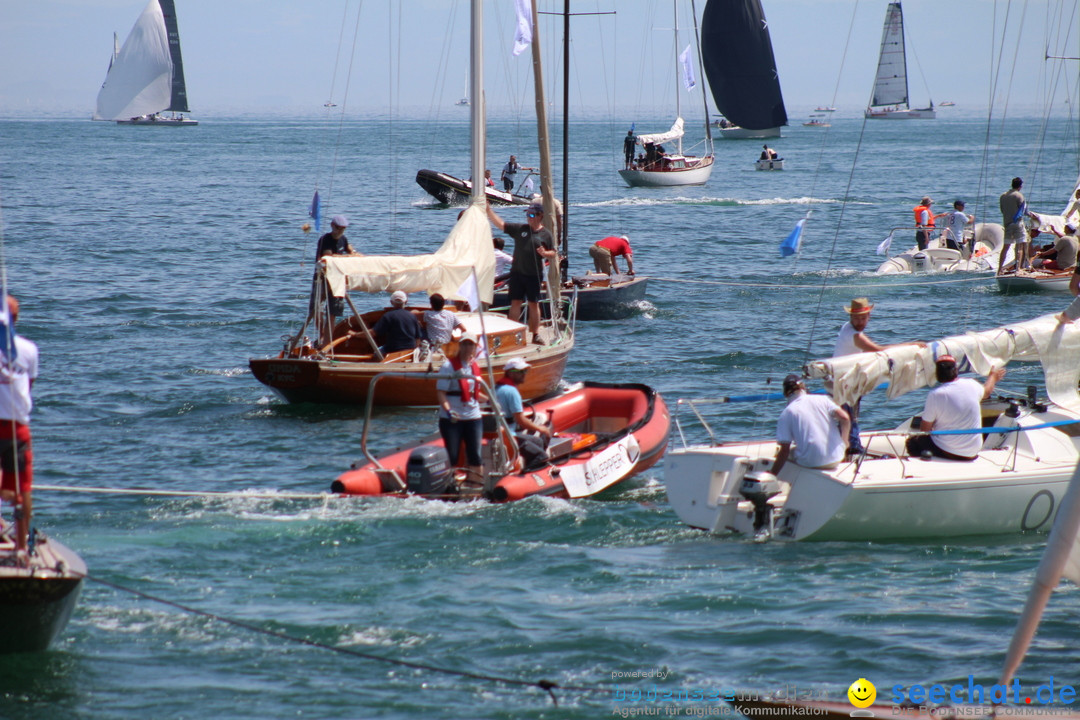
[648,275,995,289]
[327,0,366,215]
[314,0,353,205]
[84,574,613,707]
[33,485,338,500]
[422,1,461,166]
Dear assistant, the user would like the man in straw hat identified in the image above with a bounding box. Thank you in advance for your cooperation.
[905,355,1005,462]
[833,298,926,457]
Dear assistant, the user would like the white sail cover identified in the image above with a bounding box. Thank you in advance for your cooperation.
[321,203,495,305]
[94,0,173,121]
[1029,174,1080,235]
[806,315,1080,413]
[869,2,908,108]
[636,118,685,146]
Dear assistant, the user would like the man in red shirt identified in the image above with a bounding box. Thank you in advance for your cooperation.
[589,235,635,275]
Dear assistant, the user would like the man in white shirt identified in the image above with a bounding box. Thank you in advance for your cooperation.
[0,296,38,562]
[771,375,850,475]
[905,355,1005,461]
[942,200,974,253]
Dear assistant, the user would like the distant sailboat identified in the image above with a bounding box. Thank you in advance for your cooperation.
[95,0,197,126]
[701,0,787,139]
[455,72,470,106]
[865,2,935,120]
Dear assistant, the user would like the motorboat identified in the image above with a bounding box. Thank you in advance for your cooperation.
[996,268,1075,292]
[864,3,936,120]
[814,106,836,112]
[875,223,1003,274]
[415,169,534,207]
[754,157,784,171]
[663,315,1080,542]
[0,519,85,653]
[332,379,670,502]
[802,119,830,128]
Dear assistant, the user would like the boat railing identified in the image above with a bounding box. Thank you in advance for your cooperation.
[361,371,519,489]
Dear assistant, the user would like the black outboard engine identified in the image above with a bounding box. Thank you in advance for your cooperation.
[739,471,782,534]
[406,446,454,496]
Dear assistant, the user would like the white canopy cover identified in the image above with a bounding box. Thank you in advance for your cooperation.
[635,117,685,146]
[321,203,495,305]
[94,0,173,121]
[806,315,1080,413]
[1029,174,1080,235]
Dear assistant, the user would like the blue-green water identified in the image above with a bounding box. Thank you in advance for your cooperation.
[0,111,1078,719]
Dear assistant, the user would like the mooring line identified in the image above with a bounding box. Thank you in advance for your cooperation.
[35,485,335,501]
[649,275,996,289]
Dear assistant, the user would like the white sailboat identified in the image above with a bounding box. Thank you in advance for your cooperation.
[619,2,714,188]
[997,176,1080,292]
[865,2,935,120]
[95,0,197,126]
[664,315,1080,542]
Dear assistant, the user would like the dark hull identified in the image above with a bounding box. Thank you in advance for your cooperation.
[494,275,648,321]
[415,169,530,207]
[0,534,86,653]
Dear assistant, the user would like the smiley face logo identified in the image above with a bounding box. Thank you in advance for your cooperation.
[848,679,876,708]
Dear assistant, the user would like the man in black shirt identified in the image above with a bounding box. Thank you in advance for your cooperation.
[311,215,359,344]
[373,291,424,354]
[486,202,557,344]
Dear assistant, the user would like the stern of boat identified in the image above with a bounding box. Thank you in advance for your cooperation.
[664,448,774,534]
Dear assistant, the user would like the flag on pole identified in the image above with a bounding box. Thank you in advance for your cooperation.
[512,0,532,56]
[876,234,893,256]
[523,176,535,195]
[456,271,488,357]
[309,190,321,233]
[779,216,808,257]
[679,45,696,91]
[0,294,17,367]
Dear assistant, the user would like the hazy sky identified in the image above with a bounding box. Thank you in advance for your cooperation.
[0,0,1076,118]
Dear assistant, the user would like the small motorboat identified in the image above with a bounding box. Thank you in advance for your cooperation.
[332,380,670,502]
[802,119,830,128]
[875,223,1003,274]
[754,157,784,171]
[814,106,836,112]
[415,169,534,207]
[996,268,1075,292]
[0,519,85,653]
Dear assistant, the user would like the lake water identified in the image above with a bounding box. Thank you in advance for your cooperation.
[0,109,1077,719]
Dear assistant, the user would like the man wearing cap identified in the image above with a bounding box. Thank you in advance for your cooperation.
[372,291,423,355]
[495,358,552,468]
[913,196,938,251]
[833,298,926,456]
[1034,222,1078,272]
[942,200,975,254]
[999,177,1030,274]
[589,235,635,276]
[0,295,37,564]
[770,375,850,476]
[905,357,1005,461]
[486,201,557,343]
[436,333,486,486]
[311,215,360,344]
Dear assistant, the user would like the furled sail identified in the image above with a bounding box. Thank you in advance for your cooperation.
[805,315,1080,413]
[1029,174,1080,235]
[635,118,685,146]
[158,0,191,113]
[94,0,173,120]
[700,0,787,130]
[869,2,909,108]
[321,204,495,305]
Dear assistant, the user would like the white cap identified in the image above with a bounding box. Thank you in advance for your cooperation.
[504,358,531,371]
[390,290,408,305]
[459,332,478,345]
[331,215,349,228]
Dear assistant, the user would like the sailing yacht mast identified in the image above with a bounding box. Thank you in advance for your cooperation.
[469,0,484,206]
[672,1,683,157]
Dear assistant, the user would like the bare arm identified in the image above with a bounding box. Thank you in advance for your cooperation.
[981,367,1006,400]
[625,254,635,274]
[770,442,792,475]
[834,405,852,448]
[486,202,506,232]
[514,410,552,438]
[853,332,927,353]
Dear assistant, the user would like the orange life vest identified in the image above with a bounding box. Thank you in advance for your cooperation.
[913,204,935,228]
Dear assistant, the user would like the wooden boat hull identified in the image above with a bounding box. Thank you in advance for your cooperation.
[415,169,528,207]
[331,383,670,501]
[0,532,85,653]
[493,275,649,321]
[996,269,1073,292]
[618,156,713,187]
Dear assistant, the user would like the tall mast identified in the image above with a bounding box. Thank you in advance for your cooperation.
[673,0,683,156]
[469,0,484,205]
[562,0,570,254]
[529,0,562,322]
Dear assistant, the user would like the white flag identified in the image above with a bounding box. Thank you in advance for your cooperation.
[876,234,893,256]
[457,271,481,311]
[513,0,532,56]
[679,45,696,91]
[523,176,535,194]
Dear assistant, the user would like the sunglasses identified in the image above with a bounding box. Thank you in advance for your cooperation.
[527,213,537,218]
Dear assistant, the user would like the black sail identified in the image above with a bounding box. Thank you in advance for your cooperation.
[159,0,190,113]
[701,0,787,130]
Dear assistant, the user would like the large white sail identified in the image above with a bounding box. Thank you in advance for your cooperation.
[869,2,909,108]
[94,0,173,121]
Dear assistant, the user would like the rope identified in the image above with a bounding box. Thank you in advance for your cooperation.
[647,275,995,289]
[84,574,613,707]
[33,485,336,500]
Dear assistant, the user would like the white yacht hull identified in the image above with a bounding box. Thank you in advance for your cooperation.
[619,156,714,187]
[754,158,784,171]
[875,223,1003,274]
[865,107,936,120]
[996,271,1074,292]
[715,126,781,139]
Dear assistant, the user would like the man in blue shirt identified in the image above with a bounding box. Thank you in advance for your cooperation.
[494,358,552,468]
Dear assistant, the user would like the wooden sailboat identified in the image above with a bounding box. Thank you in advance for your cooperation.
[864,2,935,120]
[701,0,787,139]
[95,0,197,125]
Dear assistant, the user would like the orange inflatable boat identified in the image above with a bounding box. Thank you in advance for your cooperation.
[331,382,669,502]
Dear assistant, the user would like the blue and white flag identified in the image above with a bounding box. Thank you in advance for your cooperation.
[679,45,696,91]
[309,190,321,233]
[0,295,17,367]
[779,217,807,257]
[513,0,532,56]
[876,234,893,256]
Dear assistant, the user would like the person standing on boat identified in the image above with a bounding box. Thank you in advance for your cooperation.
[500,155,533,194]
[833,298,926,457]
[494,357,552,469]
[913,197,938,251]
[999,177,1030,274]
[486,201,557,344]
[0,295,37,562]
[372,291,424,355]
[589,235,635,276]
[311,215,360,345]
[905,356,1005,462]
[436,333,486,487]
[623,130,636,169]
[770,375,850,476]
[942,200,975,253]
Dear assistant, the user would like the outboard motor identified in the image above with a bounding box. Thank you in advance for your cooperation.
[406,446,454,496]
[739,470,782,535]
[912,251,929,272]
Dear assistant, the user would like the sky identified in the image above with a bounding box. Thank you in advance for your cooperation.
[0,0,1076,119]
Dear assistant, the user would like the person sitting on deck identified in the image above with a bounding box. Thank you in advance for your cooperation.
[422,293,465,349]
[904,356,1006,462]
[1033,223,1079,272]
[372,290,424,356]
[770,375,850,476]
[761,145,778,160]
[494,357,552,469]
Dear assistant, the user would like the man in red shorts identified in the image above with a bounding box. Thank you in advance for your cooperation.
[0,295,38,562]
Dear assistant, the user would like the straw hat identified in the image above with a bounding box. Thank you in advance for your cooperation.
[844,298,875,315]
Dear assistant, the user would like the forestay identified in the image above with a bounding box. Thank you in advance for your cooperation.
[94,0,173,121]
[635,118,685,146]
[805,316,1080,413]
[321,203,495,305]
